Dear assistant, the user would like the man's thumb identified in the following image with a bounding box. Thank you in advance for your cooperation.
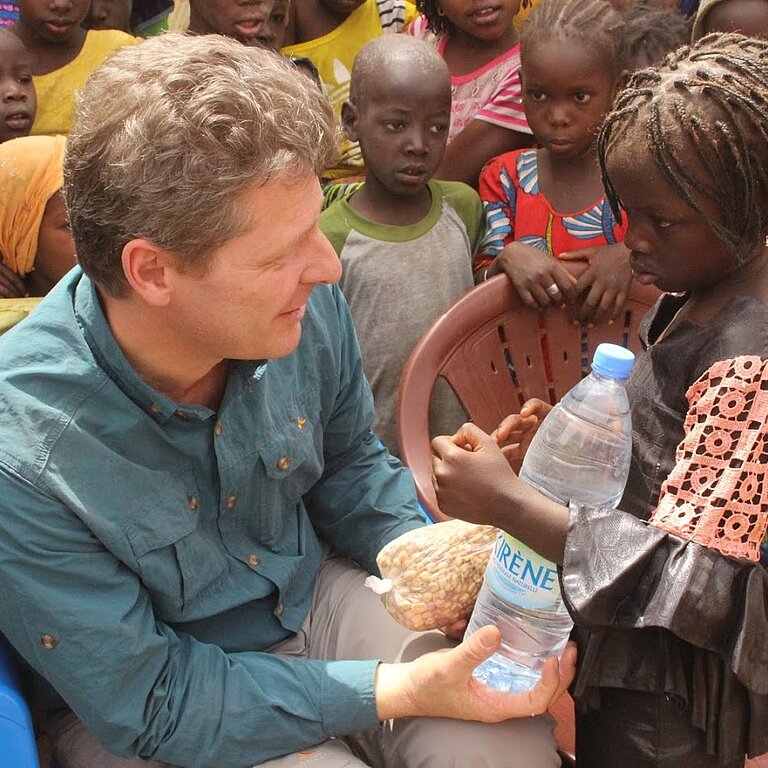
[457,625,502,672]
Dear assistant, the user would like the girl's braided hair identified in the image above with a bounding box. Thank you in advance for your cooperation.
[599,33,768,265]
[520,0,627,78]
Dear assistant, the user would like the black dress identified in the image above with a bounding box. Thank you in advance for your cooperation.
[559,293,768,766]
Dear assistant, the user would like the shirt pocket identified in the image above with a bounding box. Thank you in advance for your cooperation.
[255,417,323,548]
[124,469,227,621]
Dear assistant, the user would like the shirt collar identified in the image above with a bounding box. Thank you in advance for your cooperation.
[73,270,268,424]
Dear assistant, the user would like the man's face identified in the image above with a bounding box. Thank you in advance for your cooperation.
[188,0,276,46]
[162,172,342,365]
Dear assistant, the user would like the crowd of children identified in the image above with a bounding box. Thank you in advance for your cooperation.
[0,0,767,763]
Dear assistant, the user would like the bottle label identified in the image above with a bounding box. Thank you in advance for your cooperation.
[486,532,562,610]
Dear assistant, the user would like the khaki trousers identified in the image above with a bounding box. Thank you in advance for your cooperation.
[48,555,560,768]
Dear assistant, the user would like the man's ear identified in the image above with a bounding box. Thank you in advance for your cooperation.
[341,100,359,142]
[120,238,176,307]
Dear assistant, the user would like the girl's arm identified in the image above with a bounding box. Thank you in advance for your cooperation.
[436,121,534,188]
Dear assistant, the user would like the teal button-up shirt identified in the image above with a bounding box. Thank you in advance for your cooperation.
[0,269,424,767]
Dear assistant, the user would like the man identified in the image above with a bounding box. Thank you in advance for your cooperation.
[0,34,573,768]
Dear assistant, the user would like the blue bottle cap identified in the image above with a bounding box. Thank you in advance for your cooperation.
[591,343,635,380]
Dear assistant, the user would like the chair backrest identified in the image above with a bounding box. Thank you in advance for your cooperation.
[396,271,660,522]
[0,634,40,768]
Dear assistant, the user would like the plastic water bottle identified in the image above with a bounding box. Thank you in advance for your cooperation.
[466,343,635,692]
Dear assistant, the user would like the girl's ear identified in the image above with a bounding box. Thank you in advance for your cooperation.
[615,69,631,94]
[341,100,359,141]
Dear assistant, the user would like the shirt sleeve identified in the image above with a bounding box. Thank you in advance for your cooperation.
[475,153,518,270]
[305,285,425,574]
[474,52,531,136]
[440,181,485,256]
[0,466,381,768]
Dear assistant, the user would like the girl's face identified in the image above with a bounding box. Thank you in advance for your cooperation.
[606,147,737,294]
[84,0,133,32]
[18,0,90,42]
[438,0,521,42]
[522,39,619,160]
[0,33,36,143]
[188,0,276,46]
[32,190,76,294]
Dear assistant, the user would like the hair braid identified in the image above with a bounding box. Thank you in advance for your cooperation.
[520,0,626,77]
[598,33,768,265]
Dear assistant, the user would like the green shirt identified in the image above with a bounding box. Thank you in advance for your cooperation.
[0,268,423,766]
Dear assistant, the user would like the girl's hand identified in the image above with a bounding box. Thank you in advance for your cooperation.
[491,399,553,474]
[491,243,578,310]
[560,243,632,324]
[431,422,521,529]
[0,261,27,299]
[375,626,577,722]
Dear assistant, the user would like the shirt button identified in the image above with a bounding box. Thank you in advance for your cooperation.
[276,601,284,616]
[40,634,57,650]
[247,554,261,568]
[187,496,198,510]
[150,402,160,415]
[276,456,291,471]
[214,421,223,437]
[225,495,237,509]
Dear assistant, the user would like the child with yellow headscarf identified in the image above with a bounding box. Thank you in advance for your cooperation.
[0,134,76,297]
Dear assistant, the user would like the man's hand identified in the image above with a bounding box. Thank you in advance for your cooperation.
[375,626,576,721]
[491,399,552,474]
[0,261,27,299]
[560,243,632,324]
[489,243,578,310]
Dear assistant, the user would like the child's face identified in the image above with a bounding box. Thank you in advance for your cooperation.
[437,0,521,41]
[702,0,768,40]
[254,0,289,49]
[343,67,451,198]
[34,190,76,291]
[522,39,619,161]
[18,0,90,41]
[0,32,36,143]
[189,0,276,46]
[84,0,133,32]
[606,147,736,294]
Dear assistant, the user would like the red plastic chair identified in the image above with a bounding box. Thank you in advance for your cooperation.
[396,271,659,524]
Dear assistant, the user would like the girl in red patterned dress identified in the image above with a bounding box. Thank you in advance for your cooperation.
[477,0,633,324]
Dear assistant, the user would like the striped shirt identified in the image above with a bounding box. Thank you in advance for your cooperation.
[0,1,18,27]
[408,16,531,142]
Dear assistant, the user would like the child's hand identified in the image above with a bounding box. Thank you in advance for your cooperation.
[560,243,632,324]
[490,399,552,474]
[491,242,578,310]
[0,261,27,299]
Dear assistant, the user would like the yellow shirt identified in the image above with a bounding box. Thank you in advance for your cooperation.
[515,0,540,25]
[282,0,418,180]
[31,30,139,136]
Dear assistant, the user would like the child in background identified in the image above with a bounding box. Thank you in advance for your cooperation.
[477,0,631,325]
[622,1,692,70]
[84,0,133,31]
[432,33,768,767]
[692,0,768,39]
[408,0,533,187]
[0,135,75,297]
[11,0,136,135]
[0,27,35,143]
[321,35,483,457]
[187,0,276,46]
[282,0,418,181]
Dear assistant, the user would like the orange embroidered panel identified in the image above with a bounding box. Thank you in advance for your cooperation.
[649,356,768,562]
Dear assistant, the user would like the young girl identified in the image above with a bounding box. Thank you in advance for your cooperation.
[0,135,76,297]
[407,0,534,185]
[432,33,768,767]
[476,0,632,324]
[11,0,136,135]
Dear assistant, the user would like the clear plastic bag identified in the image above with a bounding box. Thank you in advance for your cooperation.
[366,520,499,631]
